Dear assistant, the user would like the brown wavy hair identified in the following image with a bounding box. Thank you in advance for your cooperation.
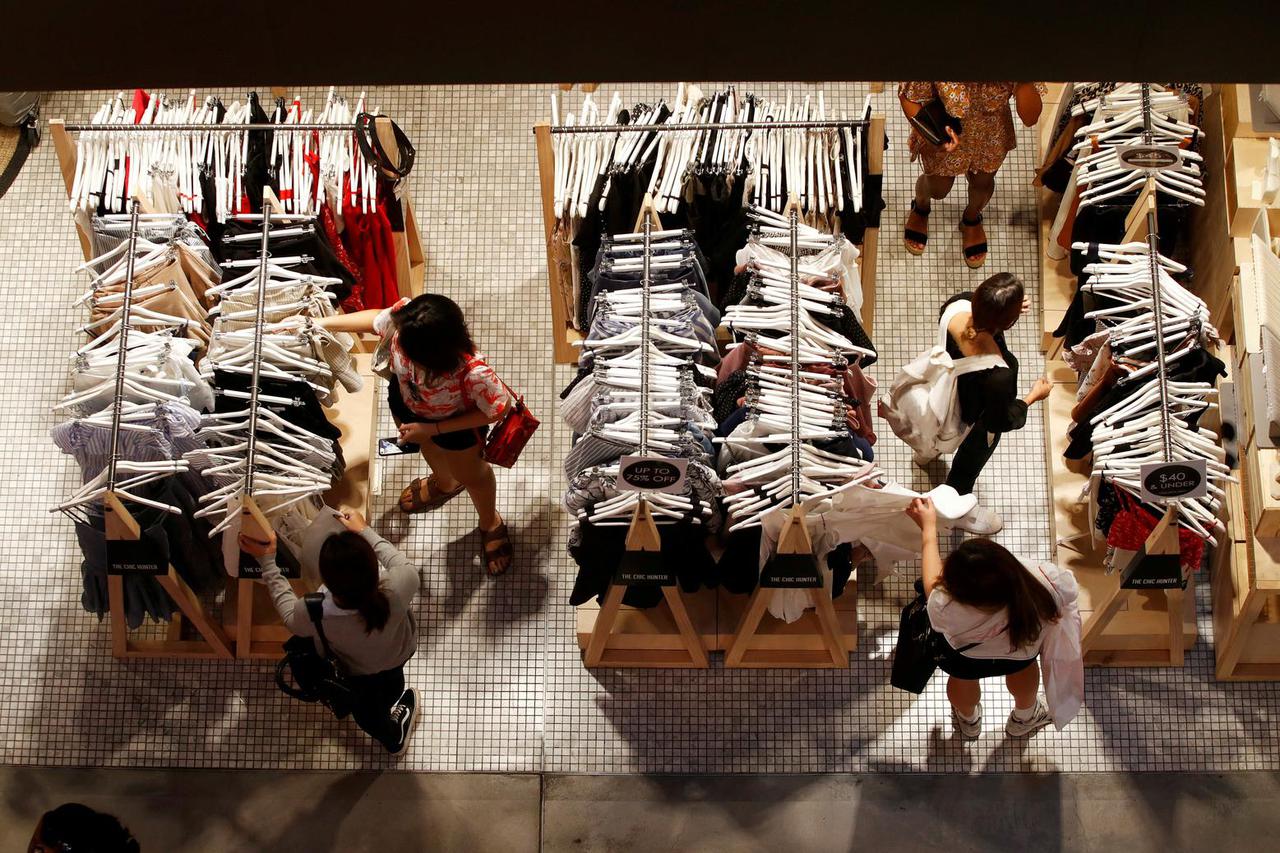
[940,539,1059,650]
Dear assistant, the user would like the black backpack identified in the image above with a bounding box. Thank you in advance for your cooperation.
[276,593,356,719]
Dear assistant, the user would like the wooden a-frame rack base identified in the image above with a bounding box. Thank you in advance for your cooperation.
[104,493,234,660]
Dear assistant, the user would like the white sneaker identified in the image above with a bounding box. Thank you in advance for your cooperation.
[1005,699,1052,737]
[952,702,983,739]
[953,505,1004,535]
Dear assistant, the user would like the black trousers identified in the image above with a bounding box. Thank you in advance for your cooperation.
[945,426,1002,496]
[348,665,406,750]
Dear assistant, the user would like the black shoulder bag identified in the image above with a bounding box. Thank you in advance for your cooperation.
[276,593,356,719]
[890,580,978,694]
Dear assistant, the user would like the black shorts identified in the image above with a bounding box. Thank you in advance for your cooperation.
[388,380,489,452]
[936,637,1036,680]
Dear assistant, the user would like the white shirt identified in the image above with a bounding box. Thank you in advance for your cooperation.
[927,561,1076,661]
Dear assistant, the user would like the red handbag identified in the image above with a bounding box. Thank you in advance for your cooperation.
[483,381,539,468]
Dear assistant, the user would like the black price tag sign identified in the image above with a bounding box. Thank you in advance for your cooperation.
[613,549,675,586]
[1118,145,1181,173]
[107,539,166,576]
[618,455,687,494]
[1139,460,1208,502]
[237,553,300,579]
[760,553,823,588]
[1121,552,1186,590]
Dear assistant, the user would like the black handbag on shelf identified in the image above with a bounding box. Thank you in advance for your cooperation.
[275,593,355,719]
[908,99,963,148]
[890,580,977,694]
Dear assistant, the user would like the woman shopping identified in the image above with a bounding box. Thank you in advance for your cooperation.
[323,294,515,576]
[939,273,1051,534]
[900,82,1045,268]
[906,497,1082,739]
[240,509,422,754]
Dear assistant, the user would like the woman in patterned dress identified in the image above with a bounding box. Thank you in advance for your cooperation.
[324,295,515,575]
[900,82,1046,268]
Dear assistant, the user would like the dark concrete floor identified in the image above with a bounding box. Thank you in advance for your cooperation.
[4,767,1279,852]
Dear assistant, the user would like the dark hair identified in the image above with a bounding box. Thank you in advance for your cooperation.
[971,272,1024,333]
[940,539,1060,651]
[392,294,475,374]
[39,803,139,853]
[319,532,390,633]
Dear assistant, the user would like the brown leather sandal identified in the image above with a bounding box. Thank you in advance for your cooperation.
[398,475,464,514]
[479,520,513,576]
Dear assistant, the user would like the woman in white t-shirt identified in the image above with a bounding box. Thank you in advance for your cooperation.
[906,497,1083,739]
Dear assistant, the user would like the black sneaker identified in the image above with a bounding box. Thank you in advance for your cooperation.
[387,688,419,754]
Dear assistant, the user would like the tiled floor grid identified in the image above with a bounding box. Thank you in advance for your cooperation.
[0,83,1276,775]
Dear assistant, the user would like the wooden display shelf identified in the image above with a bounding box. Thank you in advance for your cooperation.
[1043,368,1197,666]
[322,351,380,517]
[575,587,717,668]
[1213,321,1280,679]
[1212,471,1280,680]
[719,582,858,668]
[1036,85,1072,358]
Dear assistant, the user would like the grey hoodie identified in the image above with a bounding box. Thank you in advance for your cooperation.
[261,527,420,676]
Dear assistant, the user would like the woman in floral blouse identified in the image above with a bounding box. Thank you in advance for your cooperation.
[900,82,1045,269]
[325,295,514,576]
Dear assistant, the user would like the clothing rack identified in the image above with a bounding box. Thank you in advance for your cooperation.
[48,106,426,299]
[1082,207,1192,663]
[64,200,233,659]
[580,195,712,669]
[1039,85,1231,666]
[723,195,849,668]
[548,119,873,134]
[532,88,884,364]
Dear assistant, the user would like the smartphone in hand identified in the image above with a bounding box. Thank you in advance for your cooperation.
[377,436,420,457]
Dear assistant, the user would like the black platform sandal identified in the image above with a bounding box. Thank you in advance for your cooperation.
[903,200,930,256]
[959,212,988,269]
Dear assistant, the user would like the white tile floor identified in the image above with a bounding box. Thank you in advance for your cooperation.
[0,83,1277,774]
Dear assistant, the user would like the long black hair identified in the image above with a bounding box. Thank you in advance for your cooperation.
[37,803,139,853]
[319,532,390,633]
[392,293,475,374]
[940,539,1060,651]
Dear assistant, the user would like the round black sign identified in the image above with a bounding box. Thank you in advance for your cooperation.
[1118,146,1180,171]
[621,459,682,490]
[1142,463,1203,499]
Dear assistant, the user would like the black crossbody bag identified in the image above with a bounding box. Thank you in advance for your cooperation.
[276,593,356,719]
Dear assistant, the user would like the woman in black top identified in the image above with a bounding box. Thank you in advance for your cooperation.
[941,273,1052,534]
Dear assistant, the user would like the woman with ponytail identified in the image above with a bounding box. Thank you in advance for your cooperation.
[240,508,423,753]
[906,497,1083,739]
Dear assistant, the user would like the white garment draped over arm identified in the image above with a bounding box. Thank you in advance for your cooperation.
[1031,561,1085,729]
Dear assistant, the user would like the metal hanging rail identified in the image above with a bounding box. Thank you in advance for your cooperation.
[788,205,803,508]
[103,199,143,493]
[241,206,274,498]
[62,122,359,132]
[548,119,871,135]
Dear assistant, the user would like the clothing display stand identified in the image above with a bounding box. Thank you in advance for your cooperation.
[1047,202,1216,665]
[47,111,425,301]
[579,197,712,669]
[214,191,316,659]
[723,195,851,669]
[532,103,884,364]
[76,201,234,660]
